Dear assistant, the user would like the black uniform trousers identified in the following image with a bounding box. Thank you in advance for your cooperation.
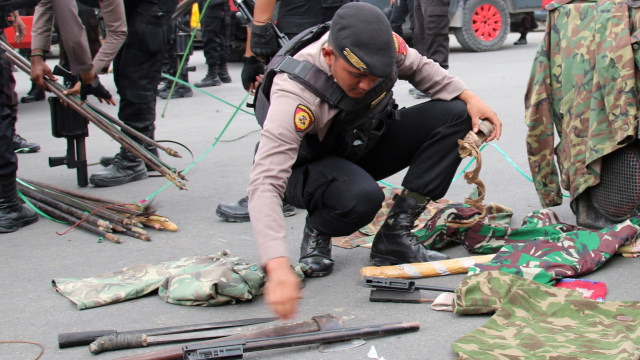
[0,51,17,177]
[198,1,227,66]
[113,0,177,141]
[284,99,470,237]
[413,0,450,69]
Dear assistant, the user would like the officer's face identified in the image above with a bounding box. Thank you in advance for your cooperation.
[323,46,380,99]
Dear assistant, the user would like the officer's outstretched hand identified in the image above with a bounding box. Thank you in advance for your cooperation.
[241,56,265,93]
[264,257,301,320]
[458,90,501,142]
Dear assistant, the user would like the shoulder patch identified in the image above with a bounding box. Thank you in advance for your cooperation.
[393,33,408,56]
[294,104,314,132]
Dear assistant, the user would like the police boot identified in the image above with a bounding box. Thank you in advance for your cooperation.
[194,64,222,88]
[217,62,232,83]
[20,84,45,103]
[0,174,38,233]
[158,83,193,99]
[13,133,41,153]
[215,195,296,222]
[90,149,148,187]
[514,36,527,45]
[299,218,334,277]
[370,192,449,266]
[100,144,158,172]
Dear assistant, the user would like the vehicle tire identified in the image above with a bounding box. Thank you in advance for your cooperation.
[453,0,510,52]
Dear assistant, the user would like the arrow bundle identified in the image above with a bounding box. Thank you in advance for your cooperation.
[17,179,177,243]
[0,40,188,190]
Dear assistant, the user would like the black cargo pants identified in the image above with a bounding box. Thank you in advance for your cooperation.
[0,51,17,177]
[284,99,471,237]
[114,0,177,141]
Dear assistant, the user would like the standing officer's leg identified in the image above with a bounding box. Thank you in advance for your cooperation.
[91,0,177,187]
[359,99,471,265]
[284,156,385,276]
[194,1,224,87]
[0,54,37,232]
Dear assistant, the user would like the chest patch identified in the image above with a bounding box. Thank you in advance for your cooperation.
[294,104,314,132]
[393,33,408,56]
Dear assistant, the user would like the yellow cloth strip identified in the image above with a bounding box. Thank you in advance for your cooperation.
[360,254,496,279]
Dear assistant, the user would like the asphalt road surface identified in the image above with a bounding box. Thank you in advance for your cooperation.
[4,30,638,360]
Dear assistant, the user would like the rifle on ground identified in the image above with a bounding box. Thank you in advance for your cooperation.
[114,314,344,360]
[182,321,420,359]
[58,316,275,349]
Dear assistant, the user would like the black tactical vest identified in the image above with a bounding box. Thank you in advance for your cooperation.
[255,22,398,164]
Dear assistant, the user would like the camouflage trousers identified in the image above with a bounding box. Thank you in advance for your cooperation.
[452,271,640,359]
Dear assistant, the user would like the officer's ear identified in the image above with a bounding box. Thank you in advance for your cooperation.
[322,44,336,68]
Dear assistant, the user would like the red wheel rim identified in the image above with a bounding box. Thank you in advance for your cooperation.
[471,4,502,41]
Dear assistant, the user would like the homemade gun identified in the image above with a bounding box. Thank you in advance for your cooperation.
[182,321,419,360]
[363,276,456,293]
[363,276,456,304]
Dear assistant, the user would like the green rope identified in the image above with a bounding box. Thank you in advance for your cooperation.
[143,91,252,202]
[161,0,212,118]
[450,143,570,198]
[160,73,255,117]
[381,143,569,199]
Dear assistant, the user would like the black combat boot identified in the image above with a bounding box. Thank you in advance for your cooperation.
[299,218,334,277]
[215,195,296,222]
[370,192,449,266]
[0,174,38,233]
[194,64,222,88]
[90,149,148,187]
[217,62,231,83]
[514,36,527,45]
[13,134,41,153]
[100,144,158,172]
[20,84,45,103]
[158,82,193,99]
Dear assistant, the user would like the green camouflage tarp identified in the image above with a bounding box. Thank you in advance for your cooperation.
[452,271,640,359]
[468,217,640,285]
[52,251,310,310]
[525,0,640,208]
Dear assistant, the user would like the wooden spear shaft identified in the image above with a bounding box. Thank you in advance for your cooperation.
[28,199,121,243]
[18,185,113,230]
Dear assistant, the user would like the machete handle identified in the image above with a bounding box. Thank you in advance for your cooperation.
[89,333,148,354]
[58,329,117,348]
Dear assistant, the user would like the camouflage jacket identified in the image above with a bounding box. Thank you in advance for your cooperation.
[525,0,640,208]
[452,271,640,359]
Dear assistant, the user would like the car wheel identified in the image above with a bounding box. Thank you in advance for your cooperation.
[453,0,510,52]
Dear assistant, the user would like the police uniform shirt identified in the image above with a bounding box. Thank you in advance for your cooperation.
[247,31,468,265]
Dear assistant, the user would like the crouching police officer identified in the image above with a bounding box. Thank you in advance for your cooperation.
[247,2,501,319]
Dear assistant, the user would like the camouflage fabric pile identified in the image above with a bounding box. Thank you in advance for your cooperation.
[52,251,310,310]
[452,271,640,359]
[336,186,640,259]
[468,216,640,285]
[525,0,640,208]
